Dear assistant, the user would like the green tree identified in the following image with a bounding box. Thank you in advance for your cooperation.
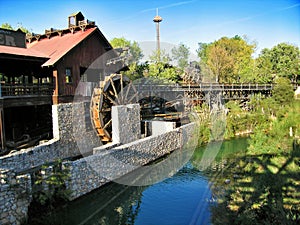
[197,36,256,83]
[254,48,274,83]
[147,50,180,82]
[1,22,31,34]
[257,43,300,83]
[206,43,234,82]
[1,23,13,30]
[197,42,209,62]
[171,43,190,69]
[272,77,294,105]
[110,37,143,63]
[122,62,148,81]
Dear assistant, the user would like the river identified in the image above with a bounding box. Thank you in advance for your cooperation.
[28,138,249,225]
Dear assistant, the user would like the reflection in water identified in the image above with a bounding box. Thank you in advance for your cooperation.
[42,165,213,225]
[29,138,249,225]
[208,140,300,225]
[133,166,212,225]
[44,182,145,225]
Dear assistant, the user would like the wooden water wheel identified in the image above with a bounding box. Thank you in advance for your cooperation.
[90,74,138,143]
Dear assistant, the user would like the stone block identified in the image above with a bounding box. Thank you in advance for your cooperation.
[112,104,141,144]
[151,121,176,136]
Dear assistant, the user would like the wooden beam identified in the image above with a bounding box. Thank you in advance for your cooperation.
[0,109,5,149]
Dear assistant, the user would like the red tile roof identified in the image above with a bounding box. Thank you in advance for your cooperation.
[27,27,98,67]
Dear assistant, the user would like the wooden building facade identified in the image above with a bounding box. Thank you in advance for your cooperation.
[0,12,113,153]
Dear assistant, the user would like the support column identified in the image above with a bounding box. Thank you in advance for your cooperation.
[111,104,141,144]
[52,70,59,104]
[0,108,5,150]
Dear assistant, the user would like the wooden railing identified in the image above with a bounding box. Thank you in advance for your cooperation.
[135,83,275,92]
[0,84,54,97]
[183,83,274,91]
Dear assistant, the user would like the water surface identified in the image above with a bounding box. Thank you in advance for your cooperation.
[29,138,249,225]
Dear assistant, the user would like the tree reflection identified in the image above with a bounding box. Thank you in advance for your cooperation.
[192,139,300,224]
[29,182,145,225]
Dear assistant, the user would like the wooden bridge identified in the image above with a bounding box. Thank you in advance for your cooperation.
[135,83,278,101]
[133,82,299,111]
[0,81,297,104]
[180,83,275,100]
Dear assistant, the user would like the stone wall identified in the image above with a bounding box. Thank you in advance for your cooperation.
[52,102,101,156]
[65,122,195,200]
[0,169,32,225]
[0,101,101,225]
[0,102,196,223]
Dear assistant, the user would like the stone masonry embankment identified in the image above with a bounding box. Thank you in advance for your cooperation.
[0,103,197,224]
[64,122,195,200]
[0,170,31,225]
[0,102,100,225]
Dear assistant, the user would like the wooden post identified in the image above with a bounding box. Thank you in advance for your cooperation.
[0,109,5,150]
[52,70,59,104]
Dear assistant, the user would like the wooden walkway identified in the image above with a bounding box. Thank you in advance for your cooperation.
[181,83,273,91]
[134,82,298,101]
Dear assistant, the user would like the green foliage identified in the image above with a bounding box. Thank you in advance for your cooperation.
[272,77,294,105]
[225,91,298,151]
[208,92,300,225]
[1,23,13,30]
[193,103,227,144]
[107,36,299,86]
[210,137,300,225]
[193,103,210,145]
[254,48,274,83]
[110,37,183,82]
[33,160,71,206]
[197,37,300,84]
[1,22,31,34]
[171,43,190,69]
[225,101,253,138]
[206,43,234,82]
[197,42,209,62]
[210,112,226,141]
[110,37,143,62]
[149,49,171,64]
[197,36,256,83]
[121,62,147,81]
[248,100,300,156]
[270,43,300,81]
[147,50,180,82]
[256,43,300,83]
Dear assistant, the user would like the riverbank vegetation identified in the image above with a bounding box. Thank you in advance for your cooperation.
[199,81,300,224]
[195,77,299,144]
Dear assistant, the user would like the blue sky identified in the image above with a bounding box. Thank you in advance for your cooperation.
[0,0,299,57]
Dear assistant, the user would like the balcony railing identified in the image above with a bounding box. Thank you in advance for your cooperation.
[0,83,54,97]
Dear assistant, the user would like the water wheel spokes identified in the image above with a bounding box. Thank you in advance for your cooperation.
[90,74,138,143]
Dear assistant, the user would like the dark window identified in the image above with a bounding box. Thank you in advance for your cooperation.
[65,68,72,83]
[80,67,88,82]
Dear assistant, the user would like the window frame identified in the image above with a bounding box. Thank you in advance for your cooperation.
[65,67,73,84]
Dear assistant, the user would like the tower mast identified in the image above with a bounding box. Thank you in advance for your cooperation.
[153,8,163,60]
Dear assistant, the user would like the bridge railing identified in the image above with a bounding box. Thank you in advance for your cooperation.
[132,82,299,92]
[183,83,274,91]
